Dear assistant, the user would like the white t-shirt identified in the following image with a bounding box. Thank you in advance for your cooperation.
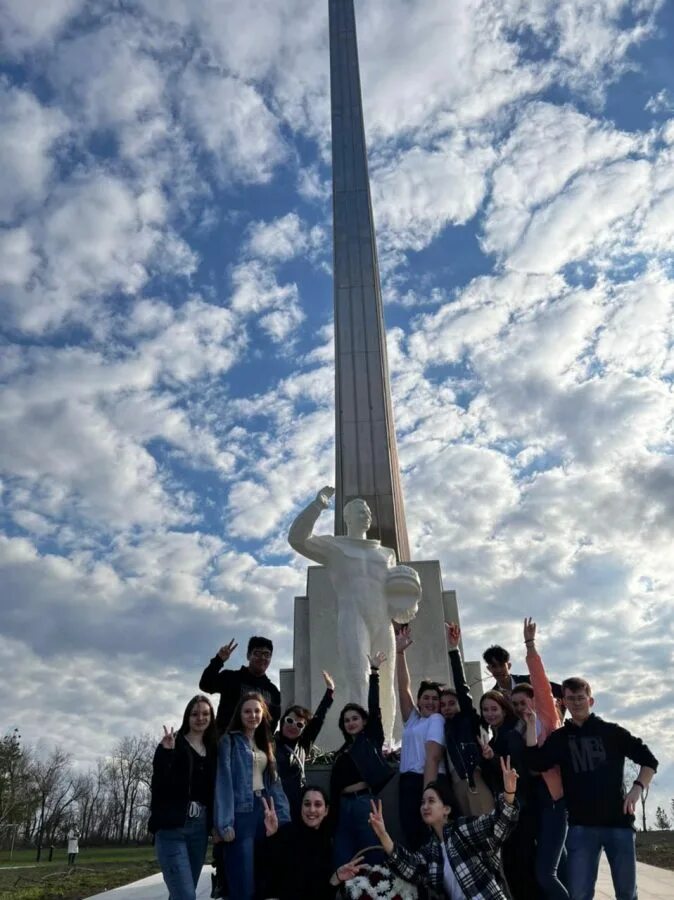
[441,841,465,899]
[400,709,446,775]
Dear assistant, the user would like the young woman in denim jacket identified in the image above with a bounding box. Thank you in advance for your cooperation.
[149,695,217,900]
[214,691,290,899]
[330,651,394,868]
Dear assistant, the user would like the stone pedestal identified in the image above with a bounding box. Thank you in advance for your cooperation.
[280,560,483,750]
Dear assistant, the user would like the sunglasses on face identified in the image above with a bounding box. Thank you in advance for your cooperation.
[284,715,306,731]
[251,650,272,659]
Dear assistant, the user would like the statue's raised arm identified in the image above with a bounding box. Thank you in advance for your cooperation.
[288,485,335,566]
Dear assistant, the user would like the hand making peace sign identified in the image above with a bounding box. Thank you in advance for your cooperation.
[217,638,238,662]
[161,725,175,750]
[261,796,278,836]
[500,755,519,798]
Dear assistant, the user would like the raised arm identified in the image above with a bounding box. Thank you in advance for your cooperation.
[370,799,430,888]
[523,618,558,738]
[300,671,335,748]
[446,622,479,721]
[366,652,386,747]
[523,709,563,771]
[199,639,238,693]
[395,627,415,723]
[287,486,334,565]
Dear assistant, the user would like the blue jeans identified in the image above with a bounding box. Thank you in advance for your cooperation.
[334,792,384,868]
[155,807,208,900]
[535,791,569,899]
[567,825,637,900]
[223,793,267,900]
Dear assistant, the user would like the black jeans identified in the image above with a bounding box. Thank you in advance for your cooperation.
[399,772,427,850]
[502,805,540,900]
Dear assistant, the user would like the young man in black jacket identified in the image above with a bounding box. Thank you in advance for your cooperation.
[484,643,563,700]
[524,676,658,900]
[199,635,281,735]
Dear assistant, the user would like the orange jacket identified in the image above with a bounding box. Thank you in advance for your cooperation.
[526,646,564,801]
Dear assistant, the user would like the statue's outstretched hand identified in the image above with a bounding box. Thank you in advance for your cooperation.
[315,486,335,508]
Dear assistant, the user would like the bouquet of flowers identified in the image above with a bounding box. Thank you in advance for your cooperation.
[342,864,418,900]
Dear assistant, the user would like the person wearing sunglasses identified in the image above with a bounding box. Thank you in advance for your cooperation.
[199,635,282,736]
[276,670,336,823]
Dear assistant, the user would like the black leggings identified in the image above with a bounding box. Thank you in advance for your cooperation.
[399,772,427,850]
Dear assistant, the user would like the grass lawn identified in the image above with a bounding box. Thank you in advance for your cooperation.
[0,846,160,899]
[636,830,674,871]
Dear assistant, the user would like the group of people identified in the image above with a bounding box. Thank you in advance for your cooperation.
[149,622,658,900]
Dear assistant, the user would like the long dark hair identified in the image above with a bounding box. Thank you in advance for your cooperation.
[226,691,277,775]
[177,694,218,754]
[337,702,369,744]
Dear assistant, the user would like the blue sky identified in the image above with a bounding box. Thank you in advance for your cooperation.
[1,0,673,818]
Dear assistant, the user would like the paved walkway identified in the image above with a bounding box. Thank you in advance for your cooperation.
[86,858,674,899]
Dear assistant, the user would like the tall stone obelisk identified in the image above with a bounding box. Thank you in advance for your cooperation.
[280,0,483,746]
[329,0,410,561]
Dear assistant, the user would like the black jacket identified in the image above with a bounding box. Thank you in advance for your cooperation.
[257,821,337,900]
[445,648,483,784]
[491,673,563,701]
[276,688,334,822]
[481,718,533,809]
[330,671,393,801]
[525,714,658,828]
[148,734,216,833]
[199,660,281,734]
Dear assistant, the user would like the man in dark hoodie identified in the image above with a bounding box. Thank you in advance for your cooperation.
[199,635,282,735]
[524,675,658,900]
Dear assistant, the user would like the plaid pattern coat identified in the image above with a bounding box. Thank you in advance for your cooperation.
[389,795,518,899]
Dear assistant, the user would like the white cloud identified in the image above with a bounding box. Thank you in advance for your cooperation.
[230,260,304,342]
[371,135,496,252]
[0,81,68,224]
[1,171,197,333]
[180,68,288,185]
[0,0,84,52]
[49,23,166,133]
[246,212,324,261]
[483,102,641,260]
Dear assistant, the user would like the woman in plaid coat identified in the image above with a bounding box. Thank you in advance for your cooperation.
[368,757,519,899]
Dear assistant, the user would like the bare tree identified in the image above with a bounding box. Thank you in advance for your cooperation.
[106,735,155,843]
[32,747,81,853]
[0,731,36,842]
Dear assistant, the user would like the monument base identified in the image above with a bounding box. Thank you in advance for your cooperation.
[280,559,483,750]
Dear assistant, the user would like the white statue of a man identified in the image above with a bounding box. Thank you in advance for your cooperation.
[288,485,420,742]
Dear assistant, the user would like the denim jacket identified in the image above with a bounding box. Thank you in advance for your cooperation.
[214,732,291,834]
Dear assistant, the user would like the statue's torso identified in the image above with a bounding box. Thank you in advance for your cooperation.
[319,536,394,626]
